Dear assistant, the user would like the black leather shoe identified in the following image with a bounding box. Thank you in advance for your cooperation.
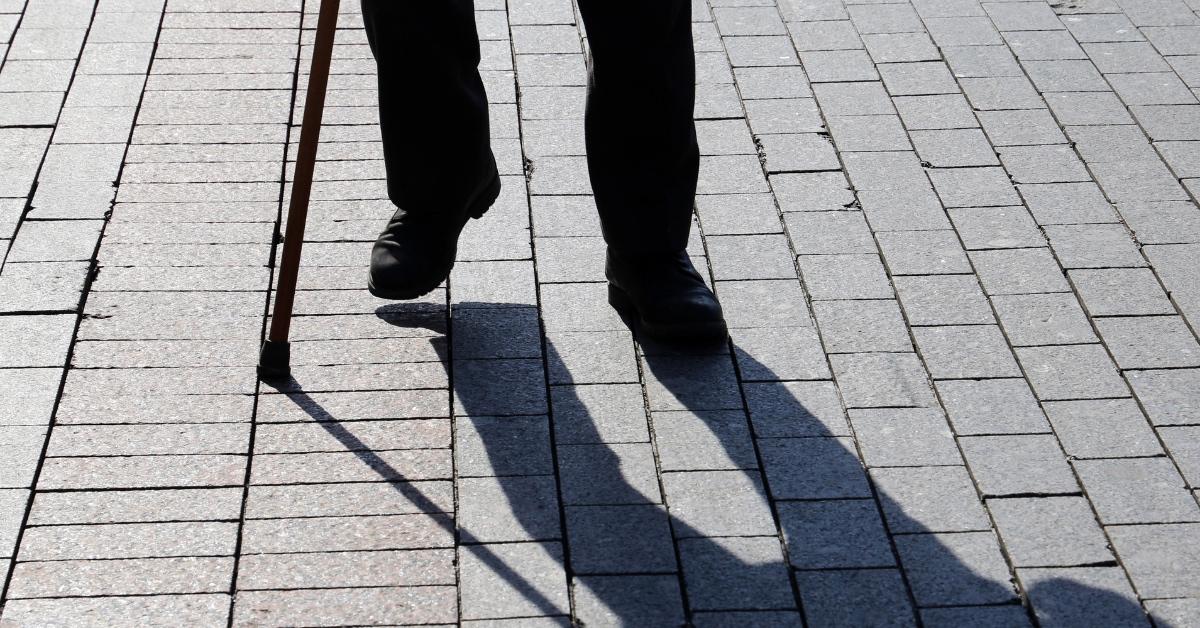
[606,249,728,344]
[368,175,501,300]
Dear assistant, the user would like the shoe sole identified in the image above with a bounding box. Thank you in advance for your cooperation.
[607,284,729,345]
[367,175,503,301]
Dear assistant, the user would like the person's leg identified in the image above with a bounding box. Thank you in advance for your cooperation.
[361,0,498,213]
[361,0,501,299]
[574,0,698,255]
[574,1,726,343]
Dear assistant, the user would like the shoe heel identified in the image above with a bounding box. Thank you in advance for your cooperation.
[467,175,502,220]
[607,283,636,315]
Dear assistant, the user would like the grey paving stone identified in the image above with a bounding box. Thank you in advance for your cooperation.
[1146,598,1200,627]
[784,211,875,255]
[1044,398,1162,458]
[1000,145,1091,184]
[237,549,454,590]
[948,206,1045,251]
[725,36,800,68]
[811,81,893,115]
[550,383,648,445]
[1069,268,1175,316]
[457,416,548,476]
[989,496,1113,567]
[911,129,999,168]
[1019,182,1120,225]
[1045,92,1134,125]
[827,114,912,151]
[662,470,778,537]
[943,43,1023,77]
[696,194,782,236]
[679,536,795,611]
[758,437,872,500]
[0,368,60,427]
[778,499,893,569]
[978,109,1067,147]
[960,76,1045,110]
[453,358,547,416]
[642,352,743,410]
[732,326,831,381]
[893,275,995,326]
[991,292,1098,346]
[246,480,453,520]
[849,407,962,467]
[242,512,452,555]
[1128,369,1200,426]
[557,442,660,505]
[18,520,238,561]
[895,532,1018,606]
[913,325,1022,379]
[715,280,813,328]
[878,61,959,95]
[49,423,250,457]
[1095,316,1200,369]
[894,94,980,131]
[877,230,972,275]
[929,167,1021,208]
[546,331,637,385]
[871,466,991,533]
[863,32,940,63]
[37,453,246,491]
[813,299,912,353]
[652,410,756,471]
[1109,71,1197,105]
[734,66,812,99]
[960,434,1079,496]
[236,586,457,626]
[1020,567,1150,628]
[842,151,927,193]
[831,352,937,408]
[1044,223,1146,269]
[936,378,1050,435]
[772,170,855,210]
[969,248,1071,295]
[760,133,840,172]
[1118,200,1200,244]
[1105,523,1200,598]
[1159,426,1200,488]
[458,475,560,543]
[565,504,676,573]
[798,254,894,300]
[1020,344,1126,399]
[744,98,823,134]
[1,594,231,627]
[573,575,684,627]
[707,234,797,280]
[6,556,234,598]
[795,569,915,628]
[801,49,879,82]
[251,449,451,485]
[920,606,1033,628]
[924,15,1003,46]
[1074,458,1199,524]
[743,380,850,438]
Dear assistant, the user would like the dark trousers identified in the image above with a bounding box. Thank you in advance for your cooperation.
[361,0,699,254]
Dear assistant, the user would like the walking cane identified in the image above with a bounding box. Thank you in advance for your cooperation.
[258,0,342,380]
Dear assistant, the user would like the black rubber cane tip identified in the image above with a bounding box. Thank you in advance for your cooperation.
[257,340,291,381]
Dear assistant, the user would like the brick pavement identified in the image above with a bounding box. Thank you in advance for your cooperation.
[1,0,1199,625]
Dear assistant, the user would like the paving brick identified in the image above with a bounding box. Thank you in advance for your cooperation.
[1069,268,1175,316]
[795,569,915,628]
[18,521,237,561]
[778,499,894,568]
[238,549,454,590]
[877,230,973,275]
[565,504,676,573]
[459,475,559,543]
[798,254,893,300]
[1095,316,1200,369]
[456,415,553,477]
[235,586,457,627]
[1019,182,1119,225]
[893,275,994,326]
[0,314,77,368]
[0,368,60,428]
[813,299,912,353]
[936,378,1050,435]
[989,496,1113,567]
[929,167,1021,208]
[662,470,778,537]
[732,326,831,381]
[743,380,849,438]
[678,536,795,611]
[6,556,233,598]
[250,449,451,485]
[970,248,1071,295]
[960,434,1078,496]
[557,442,660,505]
[1044,398,1162,458]
[573,575,684,627]
[784,211,875,255]
[895,532,1018,606]
[871,466,991,533]
[913,325,1021,379]
[1074,458,1199,524]
[1020,567,1150,628]
[920,606,1033,628]
[1106,523,1200,598]
[652,410,756,471]
[459,541,568,620]
[894,94,979,130]
[758,437,872,500]
[849,407,961,467]
[1,594,231,626]
[831,352,937,408]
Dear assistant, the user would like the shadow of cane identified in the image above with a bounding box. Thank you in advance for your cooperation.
[265,300,1166,627]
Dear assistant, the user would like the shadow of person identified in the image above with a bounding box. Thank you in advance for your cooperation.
[269,299,1166,628]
